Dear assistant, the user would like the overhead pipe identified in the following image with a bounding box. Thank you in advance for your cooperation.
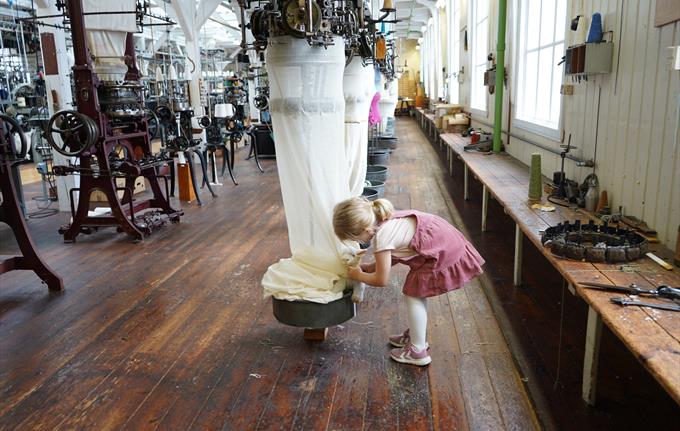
[492,0,507,153]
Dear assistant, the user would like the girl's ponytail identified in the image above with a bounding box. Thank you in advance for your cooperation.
[372,198,394,222]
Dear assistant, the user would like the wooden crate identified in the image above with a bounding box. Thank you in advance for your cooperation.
[91,177,146,202]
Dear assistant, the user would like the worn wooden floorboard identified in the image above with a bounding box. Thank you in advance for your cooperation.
[0,120,536,430]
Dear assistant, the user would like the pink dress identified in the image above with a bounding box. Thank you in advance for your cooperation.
[385,210,485,298]
[368,92,382,126]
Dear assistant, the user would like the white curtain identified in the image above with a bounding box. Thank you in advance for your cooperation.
[261,36,354,303]
[83,0,137,81]
[378,78,399,132]
[344,60,374,196]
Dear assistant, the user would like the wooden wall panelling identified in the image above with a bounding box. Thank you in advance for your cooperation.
[466,0,679,251]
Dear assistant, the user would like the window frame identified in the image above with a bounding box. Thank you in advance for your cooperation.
[446,0,461,104]
[469,0,489,115]
[512,0,567,141]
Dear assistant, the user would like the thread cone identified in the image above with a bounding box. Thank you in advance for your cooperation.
[528,153,542,201]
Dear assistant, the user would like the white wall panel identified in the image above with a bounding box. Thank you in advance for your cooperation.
[456,0,680,250]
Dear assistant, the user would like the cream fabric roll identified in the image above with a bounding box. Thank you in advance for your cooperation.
[261,36,356,303]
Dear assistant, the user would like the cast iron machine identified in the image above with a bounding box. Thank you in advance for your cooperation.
[46,0,182,242]
[0,114,63,290]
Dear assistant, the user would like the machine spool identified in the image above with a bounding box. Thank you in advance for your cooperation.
[272,290,356,328]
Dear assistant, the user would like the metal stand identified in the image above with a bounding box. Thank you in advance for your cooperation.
[0,115,63,290]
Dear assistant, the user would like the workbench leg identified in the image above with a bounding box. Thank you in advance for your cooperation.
[464,164,469,201]
[481,185,488,232]
[513,223,523,286]
[448,148,453,176]
[582,306,603,406]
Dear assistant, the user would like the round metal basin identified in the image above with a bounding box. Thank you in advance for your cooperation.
[272,290,356,328]
[368,149,390,165]
[376,137,398,150]
[362,188,379,201]
[366,165,388,183]
[365,180,385,198]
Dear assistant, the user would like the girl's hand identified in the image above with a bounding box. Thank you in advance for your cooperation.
[347,265,364,280]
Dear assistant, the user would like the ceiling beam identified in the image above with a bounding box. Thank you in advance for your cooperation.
[195,0,223,28]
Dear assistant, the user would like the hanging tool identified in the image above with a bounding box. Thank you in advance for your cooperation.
[581,282,680,301]
[610,297,680,312]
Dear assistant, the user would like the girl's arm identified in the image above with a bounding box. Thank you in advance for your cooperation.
[347,250,392,287]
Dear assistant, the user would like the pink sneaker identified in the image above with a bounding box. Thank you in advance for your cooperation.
[390,343,432,366]
[388,329,410,347]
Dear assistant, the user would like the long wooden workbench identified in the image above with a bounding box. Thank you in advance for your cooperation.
[415,108,680,406]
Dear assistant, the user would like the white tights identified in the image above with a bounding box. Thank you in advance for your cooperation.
[404,295,428,350]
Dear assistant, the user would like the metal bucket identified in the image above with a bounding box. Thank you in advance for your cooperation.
[368,149,390,165]
[362,188,379,201]
[272,290,356,328]
[366,165,388,182]
[376,137,398,150]
[365,180,385,198]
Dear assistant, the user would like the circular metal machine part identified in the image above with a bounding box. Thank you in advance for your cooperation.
[46,110,99,157]
[0,114,28,161]
[542,220,648,263]
[144,108,160,140]
[281,0,322,38]
[272,290,356,328]
[253,94,269,111]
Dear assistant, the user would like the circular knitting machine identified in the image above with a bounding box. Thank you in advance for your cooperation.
[542,220,648,263]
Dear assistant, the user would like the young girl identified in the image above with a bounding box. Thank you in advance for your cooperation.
[333,197,485,366]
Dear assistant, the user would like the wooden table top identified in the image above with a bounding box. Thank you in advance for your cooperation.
[440,132,680,405]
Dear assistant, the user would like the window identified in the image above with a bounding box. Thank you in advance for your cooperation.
[515,0,566,137]
[434,7,444,100]
[446,0,460,103]
[470,0,489,112]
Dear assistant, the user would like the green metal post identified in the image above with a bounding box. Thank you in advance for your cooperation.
[493,0,507,154]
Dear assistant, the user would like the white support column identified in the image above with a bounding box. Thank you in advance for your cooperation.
[513,223,523,286]
[582,306,603,405]
[36,0,77,213]
[481,184,488,231]
[463,164,469,200]
[170,0,223,114]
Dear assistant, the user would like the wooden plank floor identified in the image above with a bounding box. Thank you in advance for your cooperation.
[0,119,537,431]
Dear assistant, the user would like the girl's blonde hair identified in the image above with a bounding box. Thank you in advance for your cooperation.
[333,197,394,240]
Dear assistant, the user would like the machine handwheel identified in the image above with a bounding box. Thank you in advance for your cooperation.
[0,114,28,162]
[145,108,160,140]
[46,110,99,157]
